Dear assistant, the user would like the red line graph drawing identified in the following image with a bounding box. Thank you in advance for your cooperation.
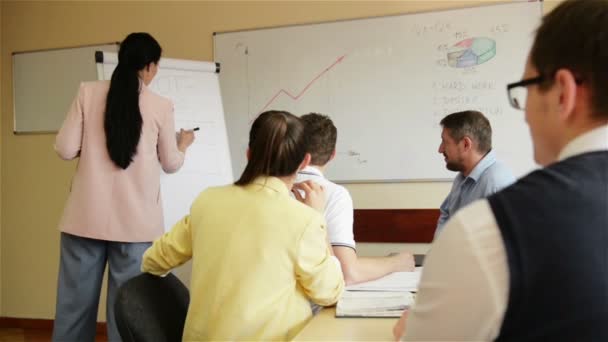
[257,55,346,114]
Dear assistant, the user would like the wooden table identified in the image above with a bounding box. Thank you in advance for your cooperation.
[293,307,398,341]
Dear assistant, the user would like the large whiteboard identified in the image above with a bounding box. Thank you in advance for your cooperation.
[97,52,234,231]
[215,1,542,182]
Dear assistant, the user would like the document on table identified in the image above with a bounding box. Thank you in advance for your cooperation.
[336,291,415,318]
[336,268,422,318]
[345,267,422,292]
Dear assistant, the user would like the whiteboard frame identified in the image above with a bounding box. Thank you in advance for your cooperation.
[213,1,543,36]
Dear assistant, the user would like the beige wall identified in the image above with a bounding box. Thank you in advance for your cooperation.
[0,0,561,320]
[0,0,3,316]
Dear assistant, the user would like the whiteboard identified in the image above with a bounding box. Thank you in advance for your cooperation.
[214,1,542,182]
[12,43,118,133]
[97,52,234,232]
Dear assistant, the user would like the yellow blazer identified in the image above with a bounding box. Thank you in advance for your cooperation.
[142,176,344,341]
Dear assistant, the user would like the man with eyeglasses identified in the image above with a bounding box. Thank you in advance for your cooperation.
[435,110,515,239]
[394,0,608,340]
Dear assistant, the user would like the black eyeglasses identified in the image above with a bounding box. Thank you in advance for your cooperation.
[506,75,544,110]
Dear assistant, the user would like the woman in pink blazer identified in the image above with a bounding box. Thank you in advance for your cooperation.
[52,32,194,342]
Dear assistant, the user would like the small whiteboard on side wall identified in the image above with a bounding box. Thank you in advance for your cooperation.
[12,43,119,133]
[214,1,542,182]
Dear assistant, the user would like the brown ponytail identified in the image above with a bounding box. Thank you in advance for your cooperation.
[235,110,308,186]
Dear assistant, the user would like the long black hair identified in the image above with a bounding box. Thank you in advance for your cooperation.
[105,32,162,169]
[235,110,309,186]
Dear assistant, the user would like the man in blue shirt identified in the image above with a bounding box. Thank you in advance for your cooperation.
[435,110,515,238]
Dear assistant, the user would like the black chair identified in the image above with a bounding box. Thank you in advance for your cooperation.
[114,273,190,342]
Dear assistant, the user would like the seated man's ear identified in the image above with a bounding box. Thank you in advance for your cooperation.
[298,153,312,171]
[553,68,578,122]
[462,136,473,152]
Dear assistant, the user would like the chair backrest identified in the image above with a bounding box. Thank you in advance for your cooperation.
[115,273,190,342]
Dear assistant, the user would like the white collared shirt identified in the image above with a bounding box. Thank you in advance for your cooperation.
[404,125,608,341]
[296,166,356,250]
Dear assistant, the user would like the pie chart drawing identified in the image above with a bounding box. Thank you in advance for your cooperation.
[447,37,496,68]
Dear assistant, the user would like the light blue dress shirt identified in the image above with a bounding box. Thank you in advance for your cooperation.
[435,149,515,239]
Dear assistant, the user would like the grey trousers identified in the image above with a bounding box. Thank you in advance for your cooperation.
[52,232,151,342]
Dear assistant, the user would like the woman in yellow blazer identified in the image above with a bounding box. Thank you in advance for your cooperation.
[142,110,345,341]
[53,33,195,342]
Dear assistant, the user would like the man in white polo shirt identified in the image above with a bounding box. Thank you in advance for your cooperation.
[296,113,415,285]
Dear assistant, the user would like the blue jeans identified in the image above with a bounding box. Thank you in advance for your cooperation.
[52,232,151,342]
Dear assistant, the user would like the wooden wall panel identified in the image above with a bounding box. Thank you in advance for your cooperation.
[354,209,439,243]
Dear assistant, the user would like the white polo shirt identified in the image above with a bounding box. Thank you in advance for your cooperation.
[296,166,356,250]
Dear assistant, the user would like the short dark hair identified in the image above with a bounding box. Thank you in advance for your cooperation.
[440,110,492,154]
[301,113,337,166]
[530,0,608,118]
[235,110,308,186]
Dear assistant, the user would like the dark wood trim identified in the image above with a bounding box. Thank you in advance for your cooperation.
[0,317,107,333]
[354,209,439,243]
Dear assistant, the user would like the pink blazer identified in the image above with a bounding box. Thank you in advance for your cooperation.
[55,81,184,242]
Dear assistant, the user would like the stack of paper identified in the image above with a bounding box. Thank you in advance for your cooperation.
[336,291,414,317]
[345,268,422,292]
[336,268,422,318]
